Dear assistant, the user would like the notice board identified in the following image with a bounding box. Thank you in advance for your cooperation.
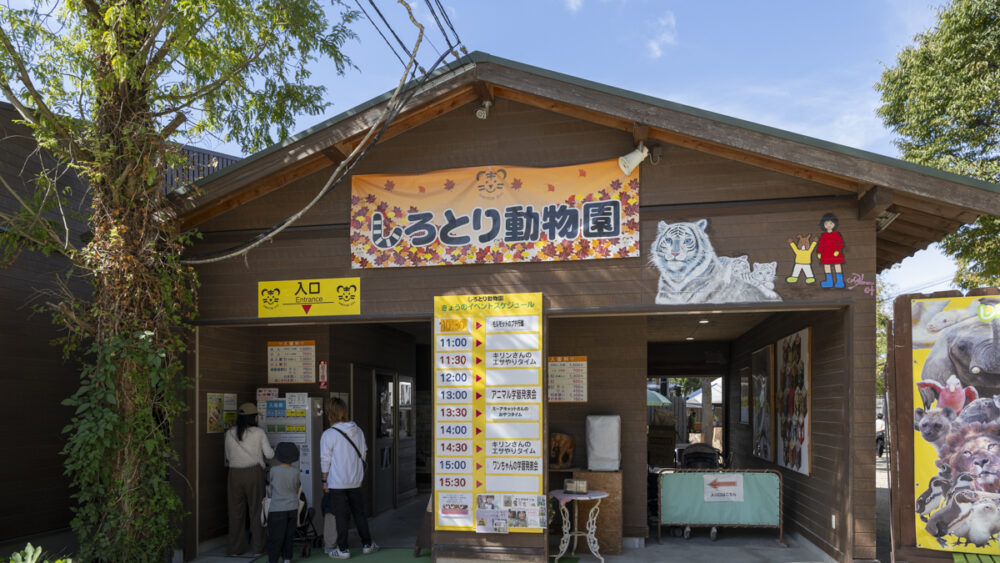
[267,340,316,384]
[433,293,546,533]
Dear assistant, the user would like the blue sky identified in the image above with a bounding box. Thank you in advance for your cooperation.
[199,0,958,296]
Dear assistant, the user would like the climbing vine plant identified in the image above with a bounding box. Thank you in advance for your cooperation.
[0,0,356,559]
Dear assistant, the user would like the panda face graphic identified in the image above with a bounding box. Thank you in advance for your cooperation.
[261,287,280,309]
[337,284,358,306]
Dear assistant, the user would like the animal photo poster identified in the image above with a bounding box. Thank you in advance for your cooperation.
[751,344,774,462]
[912,295,1000,553]
[775,328,811,475]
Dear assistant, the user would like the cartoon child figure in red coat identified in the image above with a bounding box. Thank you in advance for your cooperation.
[816,213,845,288]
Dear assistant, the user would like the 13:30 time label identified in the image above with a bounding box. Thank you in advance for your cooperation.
[437,406,471,420]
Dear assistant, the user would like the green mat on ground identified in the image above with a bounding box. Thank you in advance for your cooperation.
[283,547,577,562]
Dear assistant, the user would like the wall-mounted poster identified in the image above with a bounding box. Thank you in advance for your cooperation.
[775,328,811,475]
[751,345,773,462]
[739,367,751,425]
[267,340,316,384]
[547,356,587,403]
[911,296,1000,554]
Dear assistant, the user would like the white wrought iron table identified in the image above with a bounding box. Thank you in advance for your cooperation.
[549,488,608,563]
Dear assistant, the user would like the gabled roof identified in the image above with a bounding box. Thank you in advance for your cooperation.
[179,51,1000,272]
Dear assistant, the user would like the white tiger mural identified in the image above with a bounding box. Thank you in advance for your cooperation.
[650,219,782,304]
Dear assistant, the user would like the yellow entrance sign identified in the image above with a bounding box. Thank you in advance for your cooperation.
[257,277,360,318]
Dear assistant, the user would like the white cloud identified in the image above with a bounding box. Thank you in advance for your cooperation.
[646,12,677,59]
[565,0,583,13]
[663,69,897,156]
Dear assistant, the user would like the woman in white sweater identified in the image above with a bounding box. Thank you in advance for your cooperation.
[224,402,274,556]
[321,398,378,558]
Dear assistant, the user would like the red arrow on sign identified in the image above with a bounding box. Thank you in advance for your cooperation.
[475,357,482,364]
[475,445,482,452]
[301,304,312,314]
[476,481,483,488]
[475,374,482,382]
[475,392,482,400]
[476,339,482,347]
[476,410,482,417]
[476,463,482,470]
[708,478,738,490]
[475,427,482,435]
[476,322,482,329]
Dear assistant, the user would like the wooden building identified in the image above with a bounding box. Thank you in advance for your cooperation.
[0,101,238,549]
[176,52,1000,562]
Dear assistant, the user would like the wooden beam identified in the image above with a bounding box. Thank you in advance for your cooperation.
[649,127,861,192]
[473,80,494,104]
[177,154,330,231]
[878,237,924,258]
[321,145,347,163]
[337,87,479,154]
[877,228,934,249]
[493,85,861,192]
[890,191,981,223]
[477,61,1000,215]
[492,85,634,131]
[633,123,649,145]
[892,211,966,234]
[882,217,954,240]
[858,185,893,220]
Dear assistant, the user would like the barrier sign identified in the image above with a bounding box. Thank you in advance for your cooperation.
[433,293,545,533]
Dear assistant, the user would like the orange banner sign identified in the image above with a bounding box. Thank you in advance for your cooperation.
[350,159,639,268]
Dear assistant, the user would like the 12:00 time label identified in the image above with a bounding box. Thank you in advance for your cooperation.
[436,370,472,387]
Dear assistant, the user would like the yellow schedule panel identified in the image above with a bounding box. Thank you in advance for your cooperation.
[258,277,360,318]
[433,293,547,534]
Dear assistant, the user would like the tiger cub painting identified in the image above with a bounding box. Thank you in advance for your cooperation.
[650,219,781,304]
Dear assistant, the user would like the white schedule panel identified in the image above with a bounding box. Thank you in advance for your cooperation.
[433,293,544,534]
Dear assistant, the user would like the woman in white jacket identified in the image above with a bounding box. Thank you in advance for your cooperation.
[321,397,378,559]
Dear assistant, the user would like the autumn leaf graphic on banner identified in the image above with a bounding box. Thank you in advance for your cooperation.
[350,159,639,268]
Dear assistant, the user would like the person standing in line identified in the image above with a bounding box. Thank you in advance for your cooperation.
[321,397,379,559]
[225,402,274,556]
[267,442,302,563]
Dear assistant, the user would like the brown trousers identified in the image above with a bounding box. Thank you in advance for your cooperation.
[227,465,266,555]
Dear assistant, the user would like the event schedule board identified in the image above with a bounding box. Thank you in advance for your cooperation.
[433,293,545,533]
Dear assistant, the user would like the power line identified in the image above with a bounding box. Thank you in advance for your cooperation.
[354,0,406,68]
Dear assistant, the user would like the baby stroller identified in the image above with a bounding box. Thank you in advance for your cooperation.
[293,486,323,557]
[679,443,723,469]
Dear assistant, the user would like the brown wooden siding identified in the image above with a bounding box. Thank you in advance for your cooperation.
[727,309,851,562]
[548,316,647,538]
[0,104,89,541]
[188,99,878,558]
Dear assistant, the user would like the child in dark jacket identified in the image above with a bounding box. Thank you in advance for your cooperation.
[267,442,301,563]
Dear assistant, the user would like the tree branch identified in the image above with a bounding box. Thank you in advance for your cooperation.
[0,26,86,161]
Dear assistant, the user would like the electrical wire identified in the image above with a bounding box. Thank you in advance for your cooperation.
[180,10,461,264]
[353,0,406,68]
[367,0,412,59]
[422,0,454,51]
[433,0,462,48]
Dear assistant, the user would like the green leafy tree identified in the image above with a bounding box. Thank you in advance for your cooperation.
[875,279,894,396]
[0,1,356,559]
[876,0,1000,289]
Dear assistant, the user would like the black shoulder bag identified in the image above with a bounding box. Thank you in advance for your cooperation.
[333,427,366,468]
